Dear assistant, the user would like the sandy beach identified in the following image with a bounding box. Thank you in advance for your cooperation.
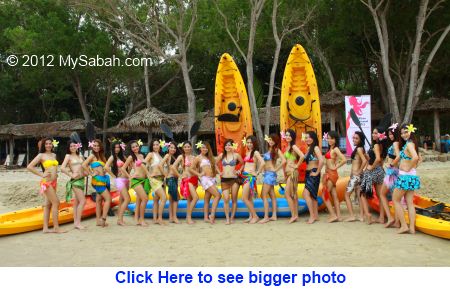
[0,161,449,267]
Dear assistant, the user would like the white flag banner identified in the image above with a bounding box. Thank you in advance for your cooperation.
[345,95,371,154]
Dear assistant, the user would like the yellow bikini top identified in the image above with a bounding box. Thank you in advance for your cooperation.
[42,159,58,169]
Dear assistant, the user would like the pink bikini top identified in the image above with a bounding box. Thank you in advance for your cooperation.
[243,155,254,163]
[135,159,143,167]
[184,156,192,167]
[200,158,211,168]
[116,160,124,167]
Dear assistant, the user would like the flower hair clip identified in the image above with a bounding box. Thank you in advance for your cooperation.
[378,132,387,140]
[388,123,398,131]
[406,124,417,133]
[52,139,59,148]
[322,132,328,140]
[195,141,204,149]
[137,139,143,146]
[231,143,238,150]
[241,137,247,146]
[88,140,95,148]
[264,135,271,143]
[177,142,184,148]
[301,133,307,141]
[280,131,286,140]
[75,142,83,149]
[120,143,126,151]
[159,139,166,148]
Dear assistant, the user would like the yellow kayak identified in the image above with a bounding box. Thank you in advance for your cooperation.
[280,44,322,182]
[214,53,253,157]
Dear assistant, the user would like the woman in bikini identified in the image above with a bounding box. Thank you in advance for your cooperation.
[105,140,129,226]
[259,133,286,224]
[360,127,386,224]
[381,124,401,228]
[121,140,151,226]
[145,139,167,225]
[27,138,65,233]
[343,131,367,222]
[241,135,265,224]
[392,124,420,234]
[321,131,346,222]
[302,131,323,224]
[161,141,181,224]
[283,129,305,224]
[215,139,244,224]
[82,139,111,227]
[190,141,222,224]
[172,141,199,224]
[61,140,86,229]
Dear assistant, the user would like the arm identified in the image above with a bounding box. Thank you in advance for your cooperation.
[373,144,382,165]
[104,156,115,178]
[311,146,323,176]
[144,153,152,165]
[407,143,419,168]
[60,154,72,178]
[215,153,223,176]
[254,151,265,175]
[391,142,401,166]
[334,148,347,169]
[358,148,368,172]
[27,154,44,178]
[236,154,244,174]
[81,154,94,175]
[189,157,202,177]
[160,155,170,177]
[120,156,134,178]
[275,150,286,172]
[292,145,305,167]
[170,155,183,177]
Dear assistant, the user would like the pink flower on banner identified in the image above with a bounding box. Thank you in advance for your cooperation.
[88,140,95,148]
[120,143,126,151]
[378,132,387,140]
[322,132,328,140]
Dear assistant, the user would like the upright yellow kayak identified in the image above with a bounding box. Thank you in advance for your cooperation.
[280,44,322,182]
[214,53,253,157]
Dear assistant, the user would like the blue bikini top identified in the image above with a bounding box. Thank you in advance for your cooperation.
[263,152,272,161]
[387,145,396,160]
[400,141,412,161]
[222,156,237,167]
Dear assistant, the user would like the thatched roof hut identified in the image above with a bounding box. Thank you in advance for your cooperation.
[415,97,450,151]
[320,90,348,109]
[0,119,93,139]
[118,107,180,131]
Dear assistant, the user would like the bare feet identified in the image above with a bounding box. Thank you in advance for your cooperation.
[258,218,270,224]
[397,226,409,234]
[186,219,195,225]
[225,219,231,225]
[376,217,385,224]
[204,217,210,223]
[243,217,251,223]
[288,216,298,224]
[138,221,149,227]
[209,214,215,224]
[306,217,316,224]
[409,228,415,234]
[173,218,180,224]
[249,217,259,224]
[43,229,55,234]
[230,218,235,224]
[366,214,374,225]
[156,219,167,225]
[384,219,395,228]
[75,224,87,230]
[53,228,67,233]
[269,216,277,221]
[344,216,357,222]
[327,216,338,223]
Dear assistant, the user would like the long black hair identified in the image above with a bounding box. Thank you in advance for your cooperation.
[168,141,180,164]
[181,141,192,168]
[286,129,296,155]
[387,125,400,149]
[372,127,387,159]
[66,140,80,155]
[111,141,126,177]
[305,131,319,161]
[268,133,281,164]
[351,131,366,159]
[127,140,140,162]
[327,131,339,151]
[246,135,259,158]
[39,137,54,154]
[150,138,163,156]
[399,124,419,153]
[223,139,234,158]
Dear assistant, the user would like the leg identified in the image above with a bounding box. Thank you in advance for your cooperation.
[269,187,277,221]
[323,180,338,223]
[95,191,103,226]
[405,191,416,234]
[303,189,316,224]
[360,194,374,224]
[222,189,231,224]
[203,191,211,222]
[207,186,222,224]
[380,184,394,227]
[357,188,364,221]
[168,197,174,223]
[73,187,86,229]
[135,194,141,223]
[293,181,299,219]
[100,190,111,227]
[242,183,258,223]
[259,184,271,223]
[186,183,198,224]
[392,188,408,233]
[375,183,386,224]
[331,186,341,220]
[152,194,159,223]
[154,188,167,225]
[285,177,296,223]
[133,185,148,226]
[230,183,239,223]
[344,190,357,221]
[42,195,51,233]
[118,187,130,226]
[172,200,179,224]
[44,187,66,233]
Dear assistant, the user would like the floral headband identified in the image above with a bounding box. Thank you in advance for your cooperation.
[195,141,204,149]
[137,139,143,146]
[322,132,328,140]
[88,140,95,148]
[406,124,417,133]
[388,123,398,131]
[52,139,59,148]
[264,135,271,143]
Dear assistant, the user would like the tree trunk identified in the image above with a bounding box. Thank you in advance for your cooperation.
[144,62,153,144]
[102,83,112,146]
[433,110,440,152]
[330,109,336,131]
[8,136,14,166]
[72,74,91,122]
[179,48,197,142]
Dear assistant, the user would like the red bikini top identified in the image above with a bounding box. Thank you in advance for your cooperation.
[243,155,254,163]
[325,151,331,159]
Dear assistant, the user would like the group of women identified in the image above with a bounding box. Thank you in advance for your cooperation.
[26,123,420,235]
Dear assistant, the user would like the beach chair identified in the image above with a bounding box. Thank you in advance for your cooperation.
[16,154,25,167]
